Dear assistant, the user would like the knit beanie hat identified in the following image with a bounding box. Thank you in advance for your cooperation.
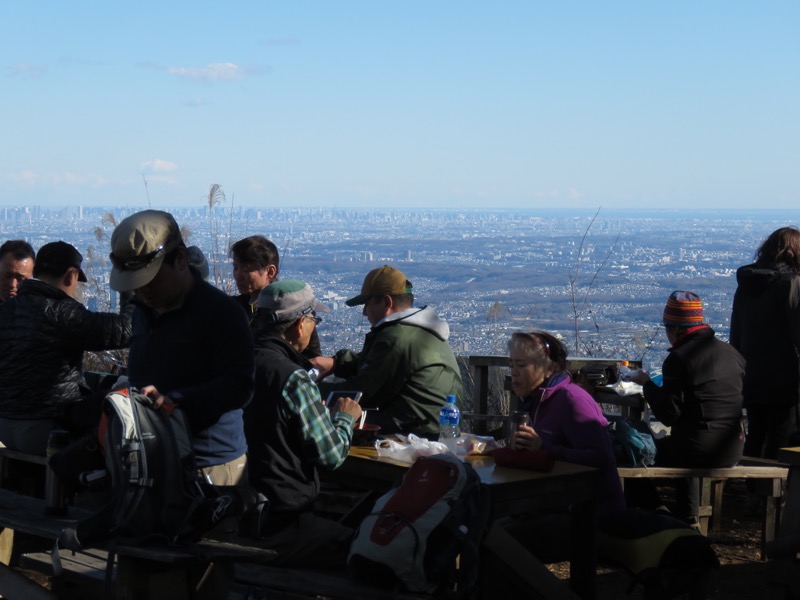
[663,290,704,327]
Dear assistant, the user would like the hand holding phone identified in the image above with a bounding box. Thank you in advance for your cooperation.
[325,391,363,407]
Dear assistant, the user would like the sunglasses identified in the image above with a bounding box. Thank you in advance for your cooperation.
[109,238,176,272]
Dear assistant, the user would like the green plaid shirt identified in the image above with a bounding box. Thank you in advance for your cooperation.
[279,369,354,470]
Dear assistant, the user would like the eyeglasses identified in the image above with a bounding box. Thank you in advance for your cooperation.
[110,241,171,272]
[304,313,322,325]
[298,305,322,325]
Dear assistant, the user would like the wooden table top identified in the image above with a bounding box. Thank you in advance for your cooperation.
[778,446,800,466]
[342,444,599,518]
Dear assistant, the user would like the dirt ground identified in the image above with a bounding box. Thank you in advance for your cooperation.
[549,478,796,599]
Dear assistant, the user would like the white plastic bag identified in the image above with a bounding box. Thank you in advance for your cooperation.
[610,379,643,396]
[375,434,450,464]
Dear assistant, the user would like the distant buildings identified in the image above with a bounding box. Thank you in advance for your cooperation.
[1,205,792,367]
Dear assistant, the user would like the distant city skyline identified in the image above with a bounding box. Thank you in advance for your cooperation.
[3,205,798,370]
[2,2,798,211]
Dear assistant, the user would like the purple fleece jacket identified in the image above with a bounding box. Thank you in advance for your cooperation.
[521,372,626,515]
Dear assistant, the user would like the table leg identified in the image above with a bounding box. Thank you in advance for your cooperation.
[568,500,597,600]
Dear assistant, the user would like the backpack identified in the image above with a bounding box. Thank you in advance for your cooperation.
[598,508,718,597]
[348,454,491,598]
[608,417,657,468]
[59,387,266,550]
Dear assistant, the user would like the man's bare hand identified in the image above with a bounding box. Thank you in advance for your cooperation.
[332,397,363,422]
[310,356,335,381]
[140,385,176,415]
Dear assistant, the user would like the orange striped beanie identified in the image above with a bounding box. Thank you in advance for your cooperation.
[663,290,704,327]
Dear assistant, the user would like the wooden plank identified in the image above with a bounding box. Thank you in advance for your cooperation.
[0,448,48,466]
[21,549,111,577]
[617,466,788,479]
[233,563,431,600]
[115,538,278,564]
[0,490,85,539]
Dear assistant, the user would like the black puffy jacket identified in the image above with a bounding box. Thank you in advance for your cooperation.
[0,279,133,419]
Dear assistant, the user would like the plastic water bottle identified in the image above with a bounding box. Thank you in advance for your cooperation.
[649,367,663,387]
[438,394,461,443]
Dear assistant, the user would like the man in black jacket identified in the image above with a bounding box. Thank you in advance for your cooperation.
[629,291,745,524]
[110,210,254,485]
[0,239,35,302]
[0,241,133,454]
[245,279,361,567]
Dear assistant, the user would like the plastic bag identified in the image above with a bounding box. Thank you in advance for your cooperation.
[610,379,644,396]
[460,433,501,455]
[375,434,450,464]
[374,433,501,464]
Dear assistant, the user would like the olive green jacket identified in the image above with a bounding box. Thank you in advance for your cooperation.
[331,306,464,438]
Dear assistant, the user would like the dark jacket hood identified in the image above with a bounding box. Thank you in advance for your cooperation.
[736,262,796,297]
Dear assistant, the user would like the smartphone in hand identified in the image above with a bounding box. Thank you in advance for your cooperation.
[325,391,363,407]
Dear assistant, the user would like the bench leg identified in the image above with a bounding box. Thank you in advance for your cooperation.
[710,480,725,532]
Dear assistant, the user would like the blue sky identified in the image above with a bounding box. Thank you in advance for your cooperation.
[2,1,798,210]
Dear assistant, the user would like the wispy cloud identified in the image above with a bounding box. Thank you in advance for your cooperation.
[6,63,48,79]
[166,62,248,82]
[12,170,40,186]
[140,159,178,173]
[181,98,208,107]
[9,170,110,187]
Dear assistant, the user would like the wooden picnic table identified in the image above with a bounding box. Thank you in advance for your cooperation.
[335,444,599,600]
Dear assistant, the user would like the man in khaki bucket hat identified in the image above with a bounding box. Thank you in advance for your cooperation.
[110,210,254,485]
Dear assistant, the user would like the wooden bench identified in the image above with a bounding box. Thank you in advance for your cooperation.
[230,563,436,600]
[21,548,110,600]
[617,461,789,559]
[0,446,60,501]
[0,488,277,599]
[0,446,69,569]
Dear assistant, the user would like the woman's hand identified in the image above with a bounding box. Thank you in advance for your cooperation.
[627,369,651,386]
[513,424,543,451]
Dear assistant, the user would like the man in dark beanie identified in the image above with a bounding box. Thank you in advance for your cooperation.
[628,291,746,526]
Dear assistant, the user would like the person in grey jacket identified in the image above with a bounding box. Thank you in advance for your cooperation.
[312,265,464,437]
[0,241,133,454]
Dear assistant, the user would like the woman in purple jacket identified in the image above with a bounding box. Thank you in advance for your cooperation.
[508,331,625,516]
